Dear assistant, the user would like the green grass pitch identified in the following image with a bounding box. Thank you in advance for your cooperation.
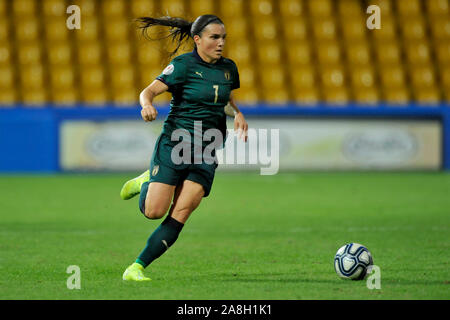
[0,172,449,299]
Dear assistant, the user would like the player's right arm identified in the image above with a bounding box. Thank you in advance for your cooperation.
[139,80,169,122]
[141,58,186,122]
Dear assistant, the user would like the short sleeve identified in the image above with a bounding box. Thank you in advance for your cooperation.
[231,62,240,90]
[156,58,187,92]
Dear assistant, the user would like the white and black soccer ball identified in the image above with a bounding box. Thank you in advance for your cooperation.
[334,243,373,280]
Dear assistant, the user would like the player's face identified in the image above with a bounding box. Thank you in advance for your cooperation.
[196,23,226,63]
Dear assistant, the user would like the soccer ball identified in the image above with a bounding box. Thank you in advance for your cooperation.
[334,243,373,280]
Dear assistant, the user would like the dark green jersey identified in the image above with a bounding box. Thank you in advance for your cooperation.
[156,49,240,145]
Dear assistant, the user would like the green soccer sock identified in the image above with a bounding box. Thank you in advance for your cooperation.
[136,215,184,268]
[139,181,150,214]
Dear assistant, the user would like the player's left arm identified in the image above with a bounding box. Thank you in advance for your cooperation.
[229,91,248,142]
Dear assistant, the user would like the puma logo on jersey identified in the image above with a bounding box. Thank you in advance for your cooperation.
[195,72,203,78]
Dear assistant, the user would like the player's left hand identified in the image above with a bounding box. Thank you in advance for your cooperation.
[234,112,248,143]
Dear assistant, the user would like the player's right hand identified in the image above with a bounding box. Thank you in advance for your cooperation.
[141,105,158,122]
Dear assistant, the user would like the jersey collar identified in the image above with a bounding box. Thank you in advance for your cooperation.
[192,48,224,65]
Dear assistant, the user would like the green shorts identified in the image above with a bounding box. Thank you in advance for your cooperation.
[149,134,218,197]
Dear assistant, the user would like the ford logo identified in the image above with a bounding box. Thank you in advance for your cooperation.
[85,127,156,167]
[342,130,418,165]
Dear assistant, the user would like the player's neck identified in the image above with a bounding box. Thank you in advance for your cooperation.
[195,48,218,64]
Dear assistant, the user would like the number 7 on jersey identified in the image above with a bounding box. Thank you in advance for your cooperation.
[213,85,219,103]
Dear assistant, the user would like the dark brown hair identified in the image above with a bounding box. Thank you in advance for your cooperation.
[135,14,224,58]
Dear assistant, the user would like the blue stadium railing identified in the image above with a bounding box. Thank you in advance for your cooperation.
[0,103,449,171]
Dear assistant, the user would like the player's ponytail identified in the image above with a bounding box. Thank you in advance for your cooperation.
[136,15,224,58]
[136,16,193,57]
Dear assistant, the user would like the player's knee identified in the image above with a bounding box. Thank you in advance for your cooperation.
[172,206,193,221]
[144,205,166,220]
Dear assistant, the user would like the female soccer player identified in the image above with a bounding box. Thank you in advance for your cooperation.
[121,14,248,281]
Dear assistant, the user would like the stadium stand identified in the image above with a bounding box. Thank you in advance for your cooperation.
[0,0,449,106]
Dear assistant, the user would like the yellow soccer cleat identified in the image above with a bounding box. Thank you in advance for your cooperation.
[120,170,150,200]
[122,263,152,281]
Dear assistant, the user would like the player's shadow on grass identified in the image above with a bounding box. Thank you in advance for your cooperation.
[383,278,448,286]
[218,273,337,284]
[225,278,337,284]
